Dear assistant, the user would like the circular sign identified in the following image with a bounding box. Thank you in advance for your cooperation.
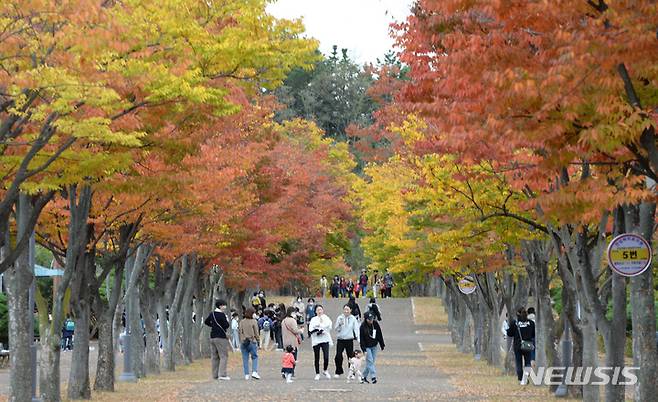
[458,276,477,294]
[607,233,652,277]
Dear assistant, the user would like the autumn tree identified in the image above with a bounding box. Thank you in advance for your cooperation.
[392,1,658,400]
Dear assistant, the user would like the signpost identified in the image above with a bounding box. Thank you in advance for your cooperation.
[458,276,477,295]
[607,233,652,277]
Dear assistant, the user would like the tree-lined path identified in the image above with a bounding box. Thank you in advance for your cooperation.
[0,298,455,401]
[179,298,454,401]
[2,1,658,401]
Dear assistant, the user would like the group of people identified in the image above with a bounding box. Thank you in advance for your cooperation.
[503,306,536,385]
[321,269,395,300]
[204,295,385,384]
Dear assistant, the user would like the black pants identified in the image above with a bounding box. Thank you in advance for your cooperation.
[313,342,330,374]
[514,348,532,380]
[334,339,354,375]
[385,287,392,298]
[274,326,283,349]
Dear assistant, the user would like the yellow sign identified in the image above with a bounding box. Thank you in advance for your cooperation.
[607,234,652,277]
[458,276,476,295]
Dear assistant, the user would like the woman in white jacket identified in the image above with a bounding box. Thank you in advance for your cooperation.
[309,304,333,380]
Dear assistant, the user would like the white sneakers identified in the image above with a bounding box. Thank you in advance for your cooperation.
[286,374,294,383]
[334,374,341,378]
[245,375,250,380]
[312,371,331,380]
[251,372,261,380]
[218,376,230,381]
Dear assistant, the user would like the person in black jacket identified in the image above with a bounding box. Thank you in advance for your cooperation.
[506,307,535,384]
[359,311,385,384]
[204,299,231,380]
[366,297,382,321]
[347,296,362,320]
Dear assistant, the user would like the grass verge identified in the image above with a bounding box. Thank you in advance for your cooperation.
[412,297,580,402]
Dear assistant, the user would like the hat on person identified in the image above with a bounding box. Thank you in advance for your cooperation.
[364,311,374,320]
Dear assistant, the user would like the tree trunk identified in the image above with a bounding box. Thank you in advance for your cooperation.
[6,253,33,402]
[68,254,92,400]
[521,239,557,378]
[602,273,627,402]
[141,263,160,375]
[143,312,160,375]
[94,316,114,391]
[93,259,125,392]
[6,194,36,402]
[163,258,186,371]
[629,202,657,401]
[68,297,91,399]
[38,339,60,402]
[180,256,198,365]
[128,290,145,378]
[581,307,600,402]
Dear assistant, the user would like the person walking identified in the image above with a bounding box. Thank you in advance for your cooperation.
[258,291,266,308]
[339,277,347,298]
[250,292,261,310]
[330,276,339,298]
[526,307,537,367]
[282,306,303,376]
[383,270,394,298]
[506,307,535,384]
[274,303,286,350]
[366,297,382,321]
[204,299,231,380]
[281,345,297,383]
[230,312,240,351]
[238,307,261,380]
[61,316,75,351]
[320,275,328,299]
[346,278,355,298]
[358,270,369,298]
[359,311,385,384]
[334,304,360,378]
[309,304,333,380]
[292,296,305,315]
[371,270,380,297]
[347,295,362,320]
[257,310,273,351]
[305,298,316,335]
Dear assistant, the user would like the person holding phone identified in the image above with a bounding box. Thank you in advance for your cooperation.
[308,304,333,380]
[334,304,359,378]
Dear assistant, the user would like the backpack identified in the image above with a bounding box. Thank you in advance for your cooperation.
[66,320,75,331]
[368,303,380,317]
[262,319,271,331]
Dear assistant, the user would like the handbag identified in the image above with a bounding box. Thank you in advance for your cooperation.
[516,322,535,352]
[284,320,302,345]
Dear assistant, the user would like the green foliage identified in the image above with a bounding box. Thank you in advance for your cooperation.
[35,245,53,268]
[274,46,376,142]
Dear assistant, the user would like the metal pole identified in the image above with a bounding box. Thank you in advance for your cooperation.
[118,257,136,382]
[28,232,40,402]
[555,314,572,397]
